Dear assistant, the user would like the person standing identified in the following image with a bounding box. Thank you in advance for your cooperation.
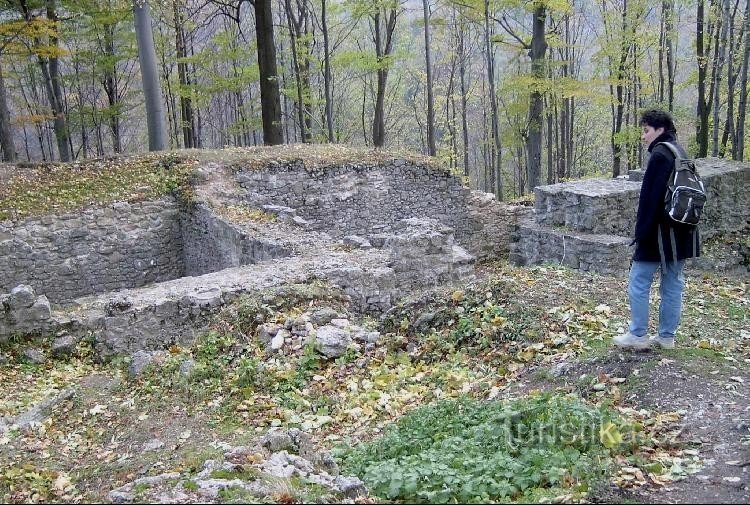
[613,109,701,350]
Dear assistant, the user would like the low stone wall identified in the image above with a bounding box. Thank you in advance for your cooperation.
[511,215,632,276]
[180,204,292,276]
[0,199,185,304]
[235,161,517,260]
[534,159,750,239]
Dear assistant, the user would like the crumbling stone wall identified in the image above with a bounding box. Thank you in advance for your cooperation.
[0,200,185,304]
[535,159,750,239]
[180,204,292,276]
[235,160,517,260]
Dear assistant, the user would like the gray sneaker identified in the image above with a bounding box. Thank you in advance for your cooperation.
[613,332,651,350]
[649,335,675,349]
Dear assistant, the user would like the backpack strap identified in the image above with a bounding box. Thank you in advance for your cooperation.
[656,141,688,160]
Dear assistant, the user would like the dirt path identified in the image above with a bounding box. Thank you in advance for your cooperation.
[506,348,749,503]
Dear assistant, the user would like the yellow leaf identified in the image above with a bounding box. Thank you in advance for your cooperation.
[600,422,623,448]
[451,290,464,302]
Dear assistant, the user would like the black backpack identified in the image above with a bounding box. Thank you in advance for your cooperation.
[657,142,707,226]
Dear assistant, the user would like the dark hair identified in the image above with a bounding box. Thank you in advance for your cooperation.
[640,109,676,134]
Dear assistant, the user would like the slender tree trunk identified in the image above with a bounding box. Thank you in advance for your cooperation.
[658,2,666,103]
[321,0,335,142]
[134,0,167,151]
[72,58,88,159]
[102,22,122,153]
[284,0,307,142]
[484,0,502,200]
[0,61,17,162]
[33,0,72,161]
[254,0,284,145]
[665,0,676,110]
[736,0,750,160]
[371,7,398,148]
[458,18,470,177]
[608,0,630,177]
[713,0,729,156]
[174,0,196,148]
[720,0,739,156]
[422,0,436,156]
[697,0,710,157]
[526,4,547,190]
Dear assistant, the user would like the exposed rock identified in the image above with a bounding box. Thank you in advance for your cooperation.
[353,328,381,344]
[107,473,182,503]
[550,361,573,378]
[1,286,53,342]
[314,325,352,358]
[261,450,315,478]
[128,350,168,379]
[143,439,165,452]
[329,318,350,329]
[13,388,76,430]
[343,235,372,249]
[22,347,46,365]
[51,334,77,358]
[178,359,196,378]
[260,430,296,453]
[9,284,36,309]
[270,332,286,351]
[307,307,340,326]
[333,475,367,498]
[257,323,281,346]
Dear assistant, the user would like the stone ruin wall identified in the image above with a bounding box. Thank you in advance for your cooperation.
[0,156,519,354]
[234,160,516,260]
[0,200,185,304]
[535,159,750,239]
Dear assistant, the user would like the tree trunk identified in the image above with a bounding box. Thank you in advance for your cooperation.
[658,2,666,103]
[321,0,335,142]
[526,4,547,190]
[254,0,284,145]
[736,0,750,160]
[484,0,502,200]
[611,1,629,177]
[174,0,197,148]
[134,0,167,151]
[371,7,398,148]
[284,0,311,143]
[458,18,470,177]
[34,0,72,161]
[712,0,729,156]
[423,0,436,156]
[697,0,710,157]
[0,61,16,162]
[101,22,122,153]
[665,0,676,110]
[720,0,739,156]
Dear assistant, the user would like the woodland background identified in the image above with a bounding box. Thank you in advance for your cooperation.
[0,0,749,200]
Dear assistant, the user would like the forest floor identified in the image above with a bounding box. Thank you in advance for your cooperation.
[0,238,748,503]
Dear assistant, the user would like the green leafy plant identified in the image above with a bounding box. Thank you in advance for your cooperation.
[337,394,629,503]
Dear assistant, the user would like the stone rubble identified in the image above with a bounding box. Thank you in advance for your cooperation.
[107,428,367,503]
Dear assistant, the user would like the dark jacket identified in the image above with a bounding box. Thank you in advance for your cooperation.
[632,132,701,263]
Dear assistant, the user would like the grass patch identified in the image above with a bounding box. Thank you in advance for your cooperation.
[215,204,277,224]
[336,393,632,503]
[209,467,259,481]
[217,143,443,172]
[0,152,197,221]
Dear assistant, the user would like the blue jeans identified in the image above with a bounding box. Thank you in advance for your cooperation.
[628,260,685,339]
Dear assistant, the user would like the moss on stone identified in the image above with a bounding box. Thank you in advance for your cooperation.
[199,143,442,172]
[0,152,197,221]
